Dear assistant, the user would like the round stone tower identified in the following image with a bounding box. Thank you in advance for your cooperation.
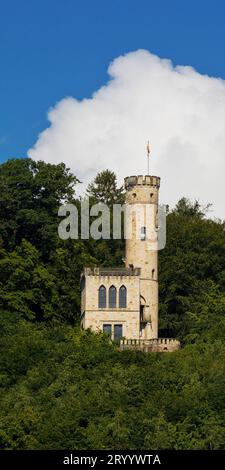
[124,175,160,340]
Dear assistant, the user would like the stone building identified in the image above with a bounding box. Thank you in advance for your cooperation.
[80,174,180,352]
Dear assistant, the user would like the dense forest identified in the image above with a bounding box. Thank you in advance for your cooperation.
[0,158,225,450]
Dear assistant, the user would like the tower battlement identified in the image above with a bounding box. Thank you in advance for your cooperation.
[124,175,160,189]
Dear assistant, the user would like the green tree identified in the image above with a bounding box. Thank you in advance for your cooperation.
[0,158,78,258]
[159,198,225,339]
[86,169,125,205]
[0,240,59,321]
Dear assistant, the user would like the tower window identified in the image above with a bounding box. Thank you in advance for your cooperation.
[80,276,85,291]
[98,285,106,308]
[140,226,146,241]
[140,305,144,322]
[119,285,127,308]
[155,209,159,229]
[103,324,112,337]
[152,269,155,279]
[109,285,117,308]
[114,324,123,342]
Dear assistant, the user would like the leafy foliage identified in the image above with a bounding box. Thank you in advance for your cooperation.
[0,317,225,450]
[0,158,78,258]
[159,198,225,340]
[86,169,125,205]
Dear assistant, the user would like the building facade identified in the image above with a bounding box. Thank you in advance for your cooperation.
[80,174,180,352]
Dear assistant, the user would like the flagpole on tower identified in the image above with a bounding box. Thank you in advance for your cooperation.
[147,141,150,175]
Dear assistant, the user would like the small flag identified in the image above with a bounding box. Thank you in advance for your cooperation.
[147,141,150,156]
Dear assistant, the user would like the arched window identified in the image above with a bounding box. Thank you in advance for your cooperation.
[109,285,117,308]
[98,285,106,308]
[119,285,127,308]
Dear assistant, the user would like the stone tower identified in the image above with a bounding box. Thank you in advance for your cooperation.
[81,172,180,352]
[124,175,160,340]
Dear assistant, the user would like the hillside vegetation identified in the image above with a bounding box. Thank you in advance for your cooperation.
[0,159,225,450]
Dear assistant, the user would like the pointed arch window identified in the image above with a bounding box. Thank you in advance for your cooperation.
[109,285,117,308]
[119,285,127,308]
[98,285,106,308]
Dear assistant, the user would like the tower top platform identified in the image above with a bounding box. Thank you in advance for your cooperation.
[124,175,160,189]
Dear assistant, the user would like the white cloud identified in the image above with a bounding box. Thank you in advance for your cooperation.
[28,50,225,218]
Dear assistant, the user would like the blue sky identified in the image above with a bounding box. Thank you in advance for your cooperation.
[0,0,225,163]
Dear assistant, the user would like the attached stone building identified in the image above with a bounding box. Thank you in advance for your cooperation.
[80,174,180,352]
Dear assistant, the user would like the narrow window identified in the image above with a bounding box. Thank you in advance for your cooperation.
[114,324,123,342]
[109,285,117,308]
[140,305,144,322]
[119,285,127,308]
[140,226,146,241]
[80,276,85,291]
[155,209,158,229]
[98,285,106,308]
[152,269,155,279]
[103,324,112,337]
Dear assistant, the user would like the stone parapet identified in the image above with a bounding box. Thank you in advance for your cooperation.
[83,267,141,277]
[120,338,181,353]
[124,175,160,189]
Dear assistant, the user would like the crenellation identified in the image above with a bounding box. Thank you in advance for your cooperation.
[124,175,160,189]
